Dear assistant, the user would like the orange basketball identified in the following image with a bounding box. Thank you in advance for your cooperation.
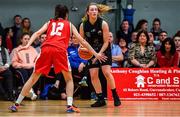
[78,46,93,60]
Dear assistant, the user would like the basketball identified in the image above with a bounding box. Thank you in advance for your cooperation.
[78,46,93,60]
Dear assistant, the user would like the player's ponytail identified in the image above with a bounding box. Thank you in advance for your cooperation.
[97,4,111,15]
[82,3,111,22]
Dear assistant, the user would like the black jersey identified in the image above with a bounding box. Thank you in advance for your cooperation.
[83,17,112,68]
[83,17,104,52]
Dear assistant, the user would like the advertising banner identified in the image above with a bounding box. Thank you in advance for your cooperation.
[108,68,180,101]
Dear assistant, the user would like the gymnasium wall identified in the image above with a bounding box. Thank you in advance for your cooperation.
[132,0,180,36]
[0,0,179,36]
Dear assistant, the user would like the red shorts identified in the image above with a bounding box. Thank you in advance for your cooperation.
[34,46,71,75]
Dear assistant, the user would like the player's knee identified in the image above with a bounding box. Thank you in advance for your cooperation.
[65,77,73,83]
[103,71,111,78]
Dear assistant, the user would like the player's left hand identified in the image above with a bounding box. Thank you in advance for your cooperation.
[93,53,107,64]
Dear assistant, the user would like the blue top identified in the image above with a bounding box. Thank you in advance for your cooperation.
[68,44,87,69]
[111,44,122,67]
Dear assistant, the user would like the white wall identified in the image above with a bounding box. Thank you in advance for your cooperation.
[0,0,116,33]
[133,0,180,36]
[0,0,179,36]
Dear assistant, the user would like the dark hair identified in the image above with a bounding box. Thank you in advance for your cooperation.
[153,18,161,25]
[173,30,180,39]
[160,37,176,55]
[118,36,128,47]
[136,30,150,46]
[20,32,30,38]
[13,15,22,20]
[159,30,168,35]
[18,32,30,45]
[135,19,148,32]
[4,27,13,37]
[54,4,69,19]
[119,19,129,31]
[22,17,31,29]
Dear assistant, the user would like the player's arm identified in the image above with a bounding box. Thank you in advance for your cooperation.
[26,22,49,47]
[79,23,85,38]
[99,21,110,54]
[71,23,107,62]
[72,23,96,56]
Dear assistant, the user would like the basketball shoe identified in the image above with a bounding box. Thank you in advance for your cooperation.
[66,105,80,113]
[113,94,121,106]
[9,103,20,112]
[91,99,106,107]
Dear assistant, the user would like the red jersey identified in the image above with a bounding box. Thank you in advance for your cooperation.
[42,18,70,52]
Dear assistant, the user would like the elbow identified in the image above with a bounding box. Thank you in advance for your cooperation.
[33,31,41,37]
[120,55,124,61]
[36,31,42,36]
[117,56,123,61]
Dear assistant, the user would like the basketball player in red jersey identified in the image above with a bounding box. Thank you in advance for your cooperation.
[9,4,107,113]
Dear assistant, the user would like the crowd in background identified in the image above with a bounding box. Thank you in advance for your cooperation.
[0,14,180,101]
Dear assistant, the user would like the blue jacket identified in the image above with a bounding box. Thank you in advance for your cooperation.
[68,44,87,69]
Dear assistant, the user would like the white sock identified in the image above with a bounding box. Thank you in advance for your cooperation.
[15,94,25,105]
[67,97,73,106]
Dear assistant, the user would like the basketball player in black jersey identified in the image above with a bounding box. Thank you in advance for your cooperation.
[79,3,121,107]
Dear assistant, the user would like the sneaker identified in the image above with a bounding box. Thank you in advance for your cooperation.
[91,99,106,107]
[114,96,121,106]
[31,93,37,101]
[66,105,80,113]
[79,76,88,87]
[9,103,19,112]
[27,91,37,101]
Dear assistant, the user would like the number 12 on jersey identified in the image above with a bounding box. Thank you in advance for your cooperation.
[50,22,64,36]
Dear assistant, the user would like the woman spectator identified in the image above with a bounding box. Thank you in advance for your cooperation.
[135,19,148,32]
[21,17,33,35]
[11,33,38,100]
[128,30,156,68]
[156,37,179,67]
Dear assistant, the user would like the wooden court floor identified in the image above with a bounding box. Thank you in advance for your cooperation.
[0,100,180,117]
